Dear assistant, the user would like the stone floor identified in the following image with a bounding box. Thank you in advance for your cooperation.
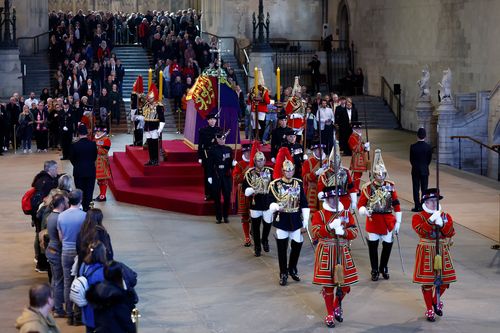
[1,129,499,333]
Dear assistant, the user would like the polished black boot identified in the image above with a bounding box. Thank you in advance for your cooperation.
[251,217,261,257]
[144,139,153,166]
[262,221,272,252]
[367,239,380,281]
[379,241,393,280]
[134,128,143,146]
[288,240,303,282]
[150,139,159,166]
[276,238,289,286]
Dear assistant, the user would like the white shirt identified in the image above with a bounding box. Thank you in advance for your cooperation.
[25,98,39,108]
[317,107,334,130]
[347,108,352,121]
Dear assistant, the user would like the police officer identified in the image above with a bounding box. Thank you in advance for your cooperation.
[207,130,234,224]
[198,112,221,201]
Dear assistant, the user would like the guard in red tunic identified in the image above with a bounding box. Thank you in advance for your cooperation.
[94,127,111,202]
[248,68,270,140]
[301,140,327,213]
[311,186,359,328]
[412,188,456,322]
[357,149,402,281]
[348,121,370,193]
[317,140,358,211]
[243,142,273,257]
[232,142,252,247]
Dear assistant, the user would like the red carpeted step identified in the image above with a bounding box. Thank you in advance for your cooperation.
[109,156,215,215]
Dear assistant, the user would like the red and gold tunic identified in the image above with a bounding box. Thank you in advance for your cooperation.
[348,132,368,172]
[248,87,270,113]
[357,180,401,234]
[311,207,359,286]
[412,211,456,285]
[95,136,111,180]
[301,155,325,212]
[232,159,251,215]
[317,167,355,209]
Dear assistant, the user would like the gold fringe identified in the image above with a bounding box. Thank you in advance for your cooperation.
[434,254,442,271]
[334,264,345,285]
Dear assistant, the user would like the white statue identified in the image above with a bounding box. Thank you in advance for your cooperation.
[417,65,431,99]
[438,68,453,102]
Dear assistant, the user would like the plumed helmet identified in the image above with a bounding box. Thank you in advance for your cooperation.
[372,148,388,179]
[328,139,341,168]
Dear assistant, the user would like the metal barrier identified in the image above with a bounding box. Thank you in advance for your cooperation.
[450,136,500,180]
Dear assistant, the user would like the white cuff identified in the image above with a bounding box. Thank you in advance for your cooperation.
[301,208,310,228]
[359,206,367,216]
[395,211,402,224]
[349,192,358,208]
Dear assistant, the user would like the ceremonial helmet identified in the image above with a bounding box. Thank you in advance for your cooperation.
[132,75,144,95]
[249,140,266,168]
[147,82,159,102]
[94,127,107,139]
[257,68,265,87]
[291,76,301,96]
[273,147,294,179]
[372,148,388,180]
[328,139,341,169]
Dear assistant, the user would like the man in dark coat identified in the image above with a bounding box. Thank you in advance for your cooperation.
[70,124,98,211]
[197,112,221,201]
[59,99,74,160]
[335,98,358,156]
[410,127,433,212]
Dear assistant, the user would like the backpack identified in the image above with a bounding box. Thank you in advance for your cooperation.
[70,265,99,307]
[21,187,36,215]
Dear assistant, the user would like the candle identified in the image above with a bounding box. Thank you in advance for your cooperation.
[159,70,163,101]
[148,68,153,90]
[276,67,281,102]
[254,67,259,96]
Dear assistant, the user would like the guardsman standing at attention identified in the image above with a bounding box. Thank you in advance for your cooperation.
[266,147,310,286]
[207,130,234,224]
[198,112,221,201]
[142,83,165,166]
[412,188,456,322]
[357,149,402,281]
[302,140,327,213]
[270,113,289,162]
[243,141,274,257]
[311,186,359,328]
[249,68,270,140]
[232,141,252,247]
[348,121,370,194]
[94,127,111,202]
[130,75,145,146]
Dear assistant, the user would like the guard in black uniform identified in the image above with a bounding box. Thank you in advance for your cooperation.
[270,113,289,161]
[197,112,221,201]
[59,99,74,160]
[130,75,145,146]
[207,130,233,224]
[143,83,165,166]
[266,147,310,286]
[282,127,305,179]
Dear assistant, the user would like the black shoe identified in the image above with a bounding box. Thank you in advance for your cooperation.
[216,220,222,224]
[433,301,443,317]
[67,315,74,326]
[262,241,270,252]
[380,267,390,280]
[144,160,153,166]
[371,269,379,281]
[288,268,301,282]
[224,218,229,223]
[94,196,107,202]
[204,195,212,201]
[334,307,343,323]
[279,273,288,286]
[254,249,261,257]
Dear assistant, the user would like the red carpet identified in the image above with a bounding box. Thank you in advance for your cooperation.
[109,140,271,216]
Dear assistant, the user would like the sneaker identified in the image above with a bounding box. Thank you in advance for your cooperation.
[43,149,48,153]
[35,267,48,273]
[23,149,27,154]
[28,149,32,153]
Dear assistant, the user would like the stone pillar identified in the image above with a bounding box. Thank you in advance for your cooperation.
[436,100,457,166]
[0,49,22,98]
[415,96,434,145]
[249,52,275,96]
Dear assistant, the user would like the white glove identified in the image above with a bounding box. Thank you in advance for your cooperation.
[359,206,370,217]
[329,218,342,230]
[63,126,68,131]
[335,226,345,236]
[207,177,212,184]
[315,167,325,176]
[350,193,358,210]
[198,159,202,164]
[394,222,401,234]
[317,192,325,200]
[271,157,276,163]
[158,122,165,134]
[364,142,370,151]
[301,208,310,228]
[263,209,274,223]
[303,154,308,160]
[429,210,441,222]
[269,202,280,213]
[244,187,255,197]
[435,216,443,227]
[157,129,162,136]
[232,160,237,167]
[395,211,402,224]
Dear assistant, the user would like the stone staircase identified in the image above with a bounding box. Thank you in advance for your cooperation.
[19,54,53,96]
[222,54,247,96]
[350,95,400,129]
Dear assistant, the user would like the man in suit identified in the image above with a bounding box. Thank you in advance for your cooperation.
[69,124,97,211]
[410,127,432,212]
[335,97,358,156]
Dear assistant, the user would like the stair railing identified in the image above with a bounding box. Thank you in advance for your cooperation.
[380,76,402,128]
[450,136,500,181]
[16,31,49,55]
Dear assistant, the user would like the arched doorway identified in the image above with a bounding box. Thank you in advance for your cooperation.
[337,1,350,49]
